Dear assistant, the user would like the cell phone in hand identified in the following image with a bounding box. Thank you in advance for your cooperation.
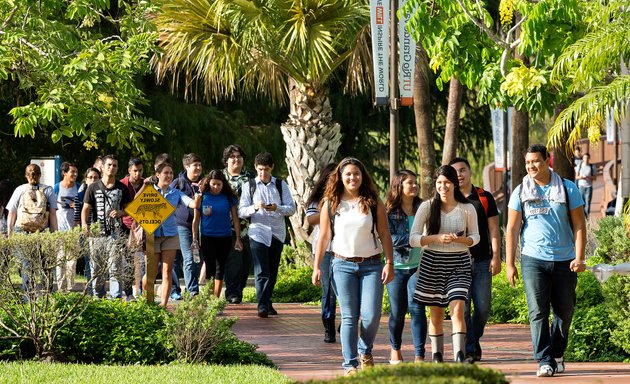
[456,230,465,237]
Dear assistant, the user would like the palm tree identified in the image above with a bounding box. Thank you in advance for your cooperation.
[152,0,371,240]
[548,1,630,216]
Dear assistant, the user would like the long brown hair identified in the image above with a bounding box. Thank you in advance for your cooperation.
[323,157,379,214]
[386,169,421,215]
[198,170,238,202]
[427,165,469,235]
[306,163,337,207]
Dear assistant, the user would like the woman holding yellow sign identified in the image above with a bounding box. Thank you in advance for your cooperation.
[142,162,201,306]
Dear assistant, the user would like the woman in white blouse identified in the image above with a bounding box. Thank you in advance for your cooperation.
[311,157,394,375]
[410,165,479,363]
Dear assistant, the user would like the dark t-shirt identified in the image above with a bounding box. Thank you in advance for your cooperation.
[467,186,499,261]
[84,180,131,236]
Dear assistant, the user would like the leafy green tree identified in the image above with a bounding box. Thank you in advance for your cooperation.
[152,0,372,239]
[0,0,160,152]
[548,1,630,217]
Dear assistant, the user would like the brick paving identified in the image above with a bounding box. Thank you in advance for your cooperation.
[229,302,630,383]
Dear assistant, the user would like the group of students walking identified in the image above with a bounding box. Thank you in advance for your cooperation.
[309,144,586,378]
[2,143,587,378]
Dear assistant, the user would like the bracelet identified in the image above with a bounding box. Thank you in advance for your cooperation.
[386,261,393,265]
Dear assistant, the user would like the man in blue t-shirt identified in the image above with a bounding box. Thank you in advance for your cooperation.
[506,144,586,378]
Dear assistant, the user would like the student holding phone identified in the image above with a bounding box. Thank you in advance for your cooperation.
[410,165,479,363]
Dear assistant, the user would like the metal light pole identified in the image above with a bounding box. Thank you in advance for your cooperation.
[389,0,399,183]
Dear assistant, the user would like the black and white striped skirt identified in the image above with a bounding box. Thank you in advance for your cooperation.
[413,249,471,307]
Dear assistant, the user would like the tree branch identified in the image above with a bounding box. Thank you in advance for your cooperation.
[0,5,18,33]
[455,0,509,48]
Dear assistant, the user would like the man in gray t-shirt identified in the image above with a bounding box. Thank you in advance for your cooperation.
[575,153,595,217]
[55,162,79,291]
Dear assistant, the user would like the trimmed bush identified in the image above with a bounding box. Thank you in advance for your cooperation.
[307,363,507,384]
[272,266,321,303]
[55,295,173,364]
[488,270,528,324]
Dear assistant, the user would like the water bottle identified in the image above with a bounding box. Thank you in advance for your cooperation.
[191,241,201,263]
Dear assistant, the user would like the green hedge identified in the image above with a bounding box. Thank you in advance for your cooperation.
[307,363,507,384]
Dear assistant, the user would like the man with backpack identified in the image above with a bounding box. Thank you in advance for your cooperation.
[6,163,58,292]
[506,144,586,377]
[222,144,255,304]
[574,152,596,218]
[238,152,295,318]
[449,157,501,364]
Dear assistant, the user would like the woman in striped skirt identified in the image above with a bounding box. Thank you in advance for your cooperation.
[409,165,479,363]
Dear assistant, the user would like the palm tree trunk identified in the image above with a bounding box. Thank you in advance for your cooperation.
[550,105,574,180]
[511,108,529,189]
[413,46,436,199]
[281,79,342,242]
[441,77,463,165]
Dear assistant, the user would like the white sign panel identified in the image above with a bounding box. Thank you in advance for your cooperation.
[398,0,416,106]
[370,0,390,105]
[491,108,513,171]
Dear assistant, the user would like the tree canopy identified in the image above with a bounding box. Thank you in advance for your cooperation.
[0,0,160,152]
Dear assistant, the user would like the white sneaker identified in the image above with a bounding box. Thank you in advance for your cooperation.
[537,364,555,377]
[555,357,565,373]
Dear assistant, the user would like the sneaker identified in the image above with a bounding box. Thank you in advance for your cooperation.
[170,292,182,301]
[432,352,443,363]
[227,296,241,304]
[360,354,374,369]
[537,364,555,377]
[257,308,268,318]
[268,306,278,316]
[555,357,565,374]
[344,367,358,376]
[474,342,482,361]
[464,354,475,364]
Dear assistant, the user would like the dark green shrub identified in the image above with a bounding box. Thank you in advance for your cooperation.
[272,266,321,303]
[565,303,627,361]
[207,334,276,367]
[307,363,507,384]
[488,270,528,324]
[55,296,173,364]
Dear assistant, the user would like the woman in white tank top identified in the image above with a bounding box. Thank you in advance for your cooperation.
[311,157,394,375]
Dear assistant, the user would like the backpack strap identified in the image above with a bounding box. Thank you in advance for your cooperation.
[370,204,378,248]
[476,187,489,217]
[275,178,284,205]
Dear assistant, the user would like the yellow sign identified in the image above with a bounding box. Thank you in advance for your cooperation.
[125,184,176,235]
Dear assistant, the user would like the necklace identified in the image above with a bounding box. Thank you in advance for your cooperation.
[345,197,360,210]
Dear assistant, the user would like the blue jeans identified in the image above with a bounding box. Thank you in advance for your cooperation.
[465,258,492,356]
[250,237,283,311]
[170,250,183,296]
[224,233,252,301]
[177,226,199,294]
[332,257,384,370]
[386,267,427,358]
[320,251,337,320]
[521,255,577,368]
[578,185,592,217]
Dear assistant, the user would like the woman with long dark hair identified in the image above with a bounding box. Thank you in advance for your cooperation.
[192,170,242,299]
[410,165,479,363]
[305,163,338,343]
[311,157,394,375]
[385,170,427,363]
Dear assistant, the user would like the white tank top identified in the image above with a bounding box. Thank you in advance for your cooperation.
[331,199,383,258]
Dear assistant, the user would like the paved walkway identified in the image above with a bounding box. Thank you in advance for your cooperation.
[230,302,630,383]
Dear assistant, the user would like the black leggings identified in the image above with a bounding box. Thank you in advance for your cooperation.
[200,235,231,280]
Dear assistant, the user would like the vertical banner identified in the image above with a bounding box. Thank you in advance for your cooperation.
[398,0,416,106]
[491,107,513,171]
[370,0,390,105]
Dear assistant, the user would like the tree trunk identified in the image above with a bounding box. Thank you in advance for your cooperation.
[281,79,342,242]
[413,46,436,199]
[511,108,529,190]
[550,105,574,180]
[441,77,463,165]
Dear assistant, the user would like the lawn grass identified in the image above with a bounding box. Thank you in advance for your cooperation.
[0,362,292,384]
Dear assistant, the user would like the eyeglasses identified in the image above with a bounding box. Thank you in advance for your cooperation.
[229,155,243,160]
[86,175,99,179]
